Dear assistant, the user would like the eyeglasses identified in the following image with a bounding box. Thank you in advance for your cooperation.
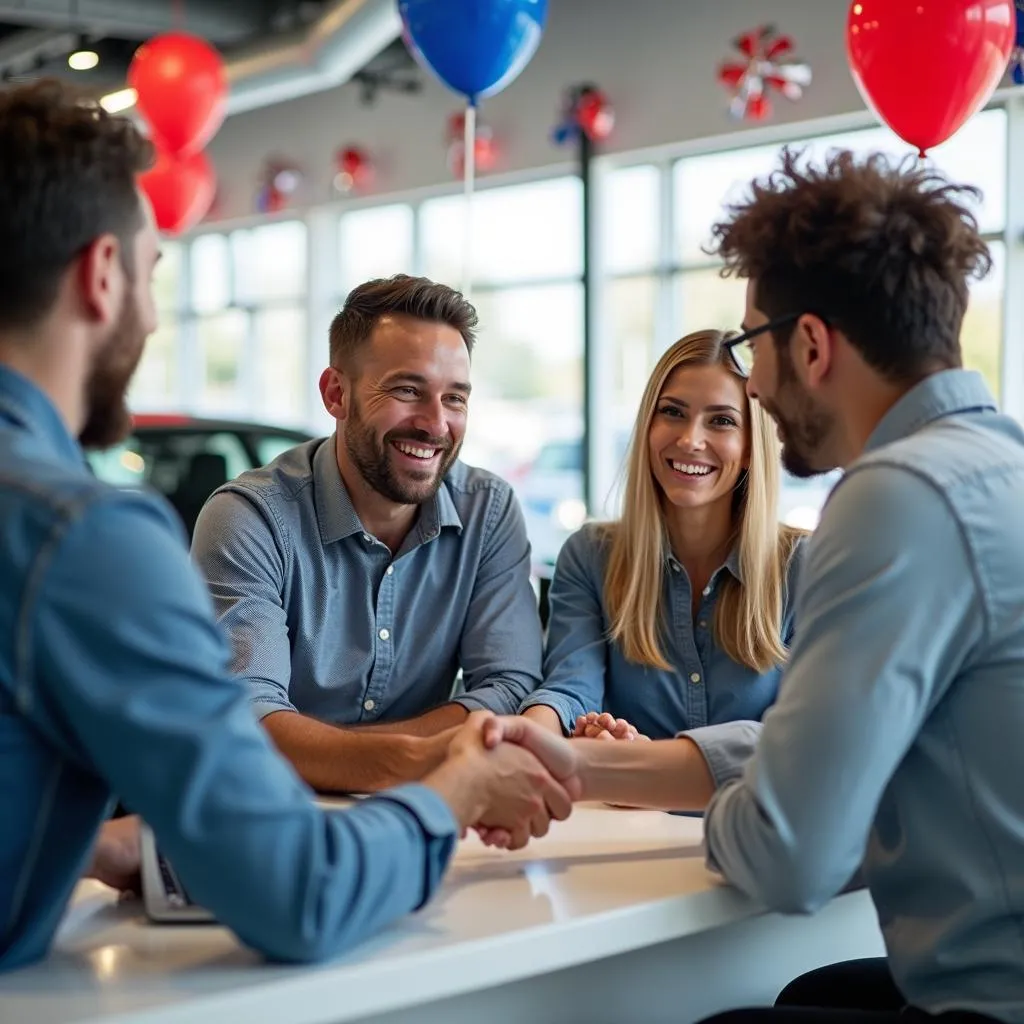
[724,314,802,376]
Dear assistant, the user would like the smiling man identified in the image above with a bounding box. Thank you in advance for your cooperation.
[192,275,543,793]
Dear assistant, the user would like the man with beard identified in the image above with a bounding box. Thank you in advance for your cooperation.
[479,149,1024,1023]
[0,80,579,973]
[191,275,543,793]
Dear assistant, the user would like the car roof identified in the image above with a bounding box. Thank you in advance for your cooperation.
[131,414,313,438]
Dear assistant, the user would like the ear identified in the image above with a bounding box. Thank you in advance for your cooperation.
[792,313,833,389]
[319,366,350,421]
[77,234,124,327]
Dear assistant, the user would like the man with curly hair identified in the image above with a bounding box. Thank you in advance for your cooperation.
[480,148,1024,1022]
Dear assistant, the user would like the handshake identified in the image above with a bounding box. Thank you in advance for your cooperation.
[420,712,634,851]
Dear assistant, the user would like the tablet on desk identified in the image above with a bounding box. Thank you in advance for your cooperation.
[139,823,214,924]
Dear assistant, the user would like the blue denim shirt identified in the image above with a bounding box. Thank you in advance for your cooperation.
[0,366,457,972]
[191,437,542,725]
[705,370,1024,1021]
[520,523,804,786]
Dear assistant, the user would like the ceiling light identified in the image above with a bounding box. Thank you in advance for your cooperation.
[68,50,99,71]
[99,87,137,113]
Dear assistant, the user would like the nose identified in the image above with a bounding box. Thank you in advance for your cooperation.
[679,421,706,452]
[411,396,447,439]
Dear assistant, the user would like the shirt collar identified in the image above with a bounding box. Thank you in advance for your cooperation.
[313,434,464,546]
[0,364,88,468]
[666,542,743,585]
[864,369,996,454]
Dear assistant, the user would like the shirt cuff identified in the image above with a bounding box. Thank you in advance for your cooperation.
[451,682,523,717]
[517,692,581,735]
[367,784,459,909]
[679,720,761,789]
[246,678,298,721]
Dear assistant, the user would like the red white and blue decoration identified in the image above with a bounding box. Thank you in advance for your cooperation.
[1009,0,1024,84]
[256,157,304,214]
[551,84,615,146]
[717,26,811,121]
[333,146,373,194]
[445,112,498,179]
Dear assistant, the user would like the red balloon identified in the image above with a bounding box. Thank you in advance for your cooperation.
[846,0,1014,155]
[576,90,614,142]
[128,33,227,156]
[139,149,216,236]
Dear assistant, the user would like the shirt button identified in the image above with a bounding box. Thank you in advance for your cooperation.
[671,563,680,572]
[378,628,390,641]
[363,699,375,711]
[690,672,701,684]
[362,533,371,543]
[698,620,707,629]
[702,586,711,596]
[385,565,394,576]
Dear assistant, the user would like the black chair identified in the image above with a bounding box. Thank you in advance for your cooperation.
[168,451,229,537]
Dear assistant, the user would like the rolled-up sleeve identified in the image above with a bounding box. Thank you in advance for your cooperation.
[191,488,295,720]
[519,528,608,734]
[32,494,458,963]
[703,465,983,914]
[682,720,762,789]
[454,487,543,715]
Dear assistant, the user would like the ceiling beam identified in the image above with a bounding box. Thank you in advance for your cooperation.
[0,0,258,44]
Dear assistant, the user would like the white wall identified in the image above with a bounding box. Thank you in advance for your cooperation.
[207,0,867,220]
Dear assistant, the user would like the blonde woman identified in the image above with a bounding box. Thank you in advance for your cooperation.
[519,329,805,791]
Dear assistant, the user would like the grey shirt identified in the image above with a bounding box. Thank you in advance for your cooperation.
[191,437,543,724]
[705,370,1024,1021]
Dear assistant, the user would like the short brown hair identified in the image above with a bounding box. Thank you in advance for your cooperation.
[0,78,154,329]
[329,274,478,370]
[710,148,992,383]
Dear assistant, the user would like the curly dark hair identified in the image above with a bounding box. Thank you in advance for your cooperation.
[330,274,478,371]
[709,148,992,383]
[0,78,154,330]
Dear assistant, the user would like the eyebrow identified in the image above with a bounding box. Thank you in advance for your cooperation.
[659,396,742,415]
[383,372,472,395]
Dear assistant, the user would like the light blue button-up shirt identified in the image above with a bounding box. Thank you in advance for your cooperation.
[191,437,542,725]
[520,523,804,786]
[705,370,1024,1021]
[0,365,457,972]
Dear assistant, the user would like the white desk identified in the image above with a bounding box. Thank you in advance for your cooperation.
[0,805,885,1024]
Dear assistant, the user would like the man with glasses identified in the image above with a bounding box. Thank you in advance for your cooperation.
[482,149,1024,1023]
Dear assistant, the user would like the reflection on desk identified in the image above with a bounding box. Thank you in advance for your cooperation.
[0,804,885,1024]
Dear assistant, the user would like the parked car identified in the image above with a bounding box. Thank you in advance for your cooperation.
[87,414,313,537]
[512,435,840,574]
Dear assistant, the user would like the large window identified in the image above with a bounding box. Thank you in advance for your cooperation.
[131,240,182,411]
[183,220,310,424]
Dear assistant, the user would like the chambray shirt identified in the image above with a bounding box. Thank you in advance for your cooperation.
[520,523,804,786]
[191,437,542,725]
[0,365,457,972]
[706,370,1024,1021]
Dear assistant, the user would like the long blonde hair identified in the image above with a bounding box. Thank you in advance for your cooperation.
[602,329,802,673]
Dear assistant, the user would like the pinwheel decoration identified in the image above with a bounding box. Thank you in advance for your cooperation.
[717,25,812,121]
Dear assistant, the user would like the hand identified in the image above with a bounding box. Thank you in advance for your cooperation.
[85,816,141,893]
[427,713,575,850]
[572,711,648,742]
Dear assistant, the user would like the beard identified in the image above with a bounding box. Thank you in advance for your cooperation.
[344,397,460,505]
[79,294,147,451]
[763,346,835,479]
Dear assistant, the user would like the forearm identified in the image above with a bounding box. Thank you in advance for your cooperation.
[576,737,716,811]
[523,704,567,735]
[357,702,468,737]
[262,710,439,792]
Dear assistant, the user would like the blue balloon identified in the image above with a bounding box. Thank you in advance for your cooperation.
[399,0,548,102]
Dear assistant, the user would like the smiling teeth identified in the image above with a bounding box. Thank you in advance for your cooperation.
[395,442,438,460]
[672,462,713,476]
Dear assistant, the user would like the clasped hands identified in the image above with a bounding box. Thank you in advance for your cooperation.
[431,710,645,851]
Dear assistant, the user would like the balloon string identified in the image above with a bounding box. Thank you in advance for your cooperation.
[461,99,476,299]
